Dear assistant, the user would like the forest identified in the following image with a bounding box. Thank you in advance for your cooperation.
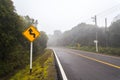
[0,0,48,77]
[48,17,120,55]
[1,0,120,78]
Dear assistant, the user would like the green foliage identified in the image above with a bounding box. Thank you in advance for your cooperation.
[10,49,56,80]
[109,20,120,47]
[0,0,48,78]
[0,0,19,60]
[99,47,120,56]
[0,45,29,77]
[74,46,96,52]
[49,19,120,48]
[33,31,48,56]
[49,20,120,56]
[72,46,120,56]
[49,23,106,47]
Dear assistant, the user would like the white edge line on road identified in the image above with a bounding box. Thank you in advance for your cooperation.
[53,49,68,80]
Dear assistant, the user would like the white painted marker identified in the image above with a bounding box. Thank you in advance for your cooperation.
[53,49,68,80]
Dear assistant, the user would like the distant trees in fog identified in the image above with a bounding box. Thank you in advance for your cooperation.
[48,20,120,48]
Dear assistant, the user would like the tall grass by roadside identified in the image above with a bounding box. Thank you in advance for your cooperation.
[9,49,57,80]
[70,46,120,56]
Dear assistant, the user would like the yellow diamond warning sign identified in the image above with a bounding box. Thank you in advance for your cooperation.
[22,25,40,42]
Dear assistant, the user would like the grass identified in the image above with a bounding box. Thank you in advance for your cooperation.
[69,46,120,56]
[9,49,57,80]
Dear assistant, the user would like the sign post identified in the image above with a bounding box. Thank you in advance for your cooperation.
[30,42,33,74]
[94,40,98,52]
[22,25,40,74]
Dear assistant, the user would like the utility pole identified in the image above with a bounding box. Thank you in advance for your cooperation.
[105,18,107,31]
[105,18,107,47]
[92,15,98,52]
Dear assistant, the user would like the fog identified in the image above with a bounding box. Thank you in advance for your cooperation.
[48,20,120,48]
[12,0,120,48]
[13,0,120,34]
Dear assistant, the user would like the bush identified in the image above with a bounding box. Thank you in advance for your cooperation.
[71,46,120,56]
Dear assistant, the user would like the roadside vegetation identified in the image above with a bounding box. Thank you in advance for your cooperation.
[0,0,48,79]
[9,49,57,80]
[48,18,120,56]
[70,46,120,56]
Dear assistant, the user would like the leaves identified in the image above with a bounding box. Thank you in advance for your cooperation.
[0,0,48,78]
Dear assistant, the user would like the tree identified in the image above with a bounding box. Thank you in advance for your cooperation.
[0,0,48,77]
[0,0,19,60]
[109,20,120,47]
[48,23,107,47]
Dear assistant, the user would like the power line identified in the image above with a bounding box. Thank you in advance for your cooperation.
[97,4,120,17]
[79,3,120,24]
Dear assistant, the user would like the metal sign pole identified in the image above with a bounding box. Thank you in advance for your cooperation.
[30,42,33,74]
[22,25,40,75]
[96,41,98,52]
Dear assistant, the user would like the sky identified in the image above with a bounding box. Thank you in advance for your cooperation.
[12,0,120,34]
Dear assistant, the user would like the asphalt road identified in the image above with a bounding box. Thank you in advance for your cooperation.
[53,47,120,80]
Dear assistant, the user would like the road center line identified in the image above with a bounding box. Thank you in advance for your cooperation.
[71,52,120,69]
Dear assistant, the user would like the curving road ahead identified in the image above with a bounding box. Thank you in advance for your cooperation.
[53,47,120,80]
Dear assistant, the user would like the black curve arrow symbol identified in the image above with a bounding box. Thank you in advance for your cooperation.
[28,28,36,38]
